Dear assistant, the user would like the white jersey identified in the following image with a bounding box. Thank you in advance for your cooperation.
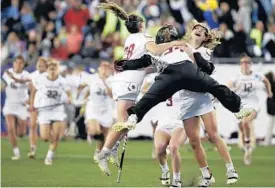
[2,68,30,104]
[158,47,193,64]
[86,73,112,107]
[113,33,153,85]
[178,46,214,120]
[33,74,69,109]
[230,71,264,107]
[112,33,154,100]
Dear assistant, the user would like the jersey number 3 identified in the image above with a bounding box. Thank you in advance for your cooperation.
[125,44,135,59]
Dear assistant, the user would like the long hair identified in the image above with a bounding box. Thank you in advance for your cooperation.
[183,20,223,50]
[98,1,143,33]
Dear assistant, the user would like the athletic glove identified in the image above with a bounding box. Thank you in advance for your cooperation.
[114,59,127,72]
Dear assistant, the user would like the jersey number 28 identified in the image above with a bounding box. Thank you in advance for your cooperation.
[125,44,135,59]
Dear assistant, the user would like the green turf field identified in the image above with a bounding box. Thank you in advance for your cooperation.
[1,138,275,187]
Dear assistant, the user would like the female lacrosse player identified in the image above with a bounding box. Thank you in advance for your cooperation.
[96,1,186,174]
[28,57,47,158]
[31,58,71,165]
[177,21,238,187]
[154,93,186,188]
[84,61,113,162]
[2,55,31,160]
[96,23,253,176]
[228,54,272,165]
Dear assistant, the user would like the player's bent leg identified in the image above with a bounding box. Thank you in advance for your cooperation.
[154,129,171,186]
[241,110,257,165]
[201,111,238,185]
[87,119,103,163]
[184,117,215,187]
[6,115,20,160]
[169,127,186,187]
[28,111,38,158]
[97,129,127,176]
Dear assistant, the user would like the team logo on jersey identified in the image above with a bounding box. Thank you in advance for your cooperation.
[128,83,137,92]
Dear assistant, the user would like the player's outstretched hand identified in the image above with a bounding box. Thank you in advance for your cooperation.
[114,59,126,72]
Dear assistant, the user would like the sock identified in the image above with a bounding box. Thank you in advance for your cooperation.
[225,163,235,172]
[13,147,20,156]
[31,145,36,152]
[173,172,181,181]
[200,166,211,178]
[160,162,169,172]
[46,150,54,160]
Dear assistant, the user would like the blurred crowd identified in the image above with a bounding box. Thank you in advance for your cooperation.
[1,0,275,70]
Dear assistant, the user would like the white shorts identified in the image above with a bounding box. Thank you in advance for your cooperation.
[85,104,113,128]
[156,120,183,136]
[112,80,141,101]
[178,92,214,120]
[3,103,29,120]
[38,106,67,124]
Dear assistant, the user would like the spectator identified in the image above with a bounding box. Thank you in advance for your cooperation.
[1,41,9,65]
[81,34,98,58]
[237,0,254,34]
[63,0,90,32]
[217,2,234,31]
[262,23,275,59]
[5,32,25,59]
[250,20,264,48]
[34,0,55,21]
[231,23,248,56]
[99,33,113,60]
[141,0,162,23]
[67,25,83,55]
[167,0,193,24]
[20,2,36,31]
[26,43,39,66]
[51,37,68,61]
[264,71,275,146]
[195,0,219,28]
[213,23,234,57]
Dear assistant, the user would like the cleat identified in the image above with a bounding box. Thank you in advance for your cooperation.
[112,114,137,131]
[27,151,36,159]
[235,104,254,119]
[160,171,170,185]
[170,179,182,187]
[93,151,99,163]
[44,158,52,165]
[97,152,111,176]
[197,174,215,187]
[108,141,120,167]
[11,155,20,160]
[226,169,238,185]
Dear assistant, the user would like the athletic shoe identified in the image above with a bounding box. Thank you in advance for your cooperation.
[160,171,170,185]
[244,145,252,165]
[235,103,253,119]
[93,151,99,163]
[226,169,238,185]
[197,174,215,187]
[108,145,119,167]
[112,114,137,132]
[27,151,36,159]
[44,158,52,165]
[170,179,182,187]
[11,155,20,160]
[97,152,111,176]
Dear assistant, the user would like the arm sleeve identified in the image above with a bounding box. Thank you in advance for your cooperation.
[2,72,11,85]
[193,52,215,75]
[122,54,153,70]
